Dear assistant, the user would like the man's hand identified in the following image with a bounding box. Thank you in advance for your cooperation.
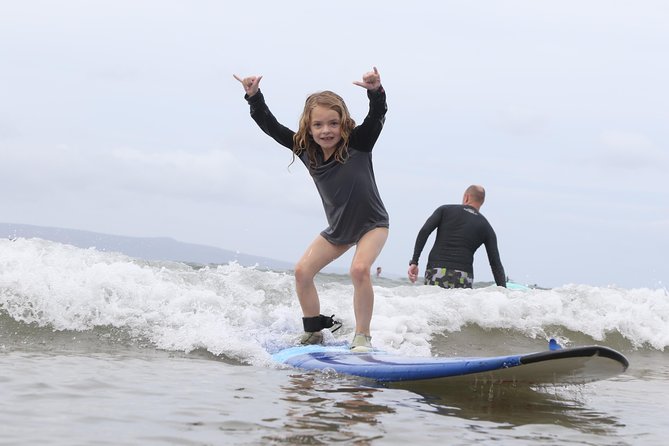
[408,264,419,283]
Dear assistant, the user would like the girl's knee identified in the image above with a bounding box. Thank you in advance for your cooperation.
[294,262,306,281]
[294,261,314,284]
[349,261,371,284]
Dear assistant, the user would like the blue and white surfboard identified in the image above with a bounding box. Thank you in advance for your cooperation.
[273,342,629,386]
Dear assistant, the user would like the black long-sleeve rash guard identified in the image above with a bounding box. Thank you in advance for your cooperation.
[244,88,389,245]
[411,205,506,287]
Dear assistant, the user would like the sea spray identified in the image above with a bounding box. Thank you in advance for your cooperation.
[1,238,667,368]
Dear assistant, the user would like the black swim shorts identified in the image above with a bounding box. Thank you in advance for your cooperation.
[424,267,473,289]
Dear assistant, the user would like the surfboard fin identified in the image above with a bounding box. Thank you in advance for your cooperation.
[549,338,562,351]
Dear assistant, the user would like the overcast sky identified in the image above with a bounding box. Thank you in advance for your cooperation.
[1,1,667,289]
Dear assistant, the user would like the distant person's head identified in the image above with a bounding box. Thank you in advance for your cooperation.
[462,185,485,210]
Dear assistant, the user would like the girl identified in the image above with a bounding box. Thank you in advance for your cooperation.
[233,67,389,352]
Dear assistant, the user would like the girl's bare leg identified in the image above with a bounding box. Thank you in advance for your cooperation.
[294,235,350,317]
[349,227,389,335]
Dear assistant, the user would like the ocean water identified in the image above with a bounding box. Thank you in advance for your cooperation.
[1,238,668,445]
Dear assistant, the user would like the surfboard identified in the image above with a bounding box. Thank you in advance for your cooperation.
[272,341,629,387]
[505,281,531,290]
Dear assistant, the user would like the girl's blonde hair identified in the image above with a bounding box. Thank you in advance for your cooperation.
[292,91,356,168]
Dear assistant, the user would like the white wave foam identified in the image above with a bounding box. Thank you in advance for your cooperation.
[1,238,667,365]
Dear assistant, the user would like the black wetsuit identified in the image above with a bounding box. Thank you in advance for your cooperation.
[244,88,389,245]
[410,205,506,287]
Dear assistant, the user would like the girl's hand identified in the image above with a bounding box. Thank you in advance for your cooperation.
[353,66,381,91]
[233,74,263,97]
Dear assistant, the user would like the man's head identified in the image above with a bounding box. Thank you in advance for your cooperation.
[462,185,486,210]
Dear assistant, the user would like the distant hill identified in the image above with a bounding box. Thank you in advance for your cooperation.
[0,222,295,271]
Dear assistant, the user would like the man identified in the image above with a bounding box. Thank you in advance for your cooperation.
[408,185,506,288]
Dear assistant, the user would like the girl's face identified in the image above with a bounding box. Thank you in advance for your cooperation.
[309,106,342,151]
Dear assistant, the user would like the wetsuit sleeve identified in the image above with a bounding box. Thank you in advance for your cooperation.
[410,207,441,265]
[483,226,506,287]
[245,90,295,150]
[349,86,387,152]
